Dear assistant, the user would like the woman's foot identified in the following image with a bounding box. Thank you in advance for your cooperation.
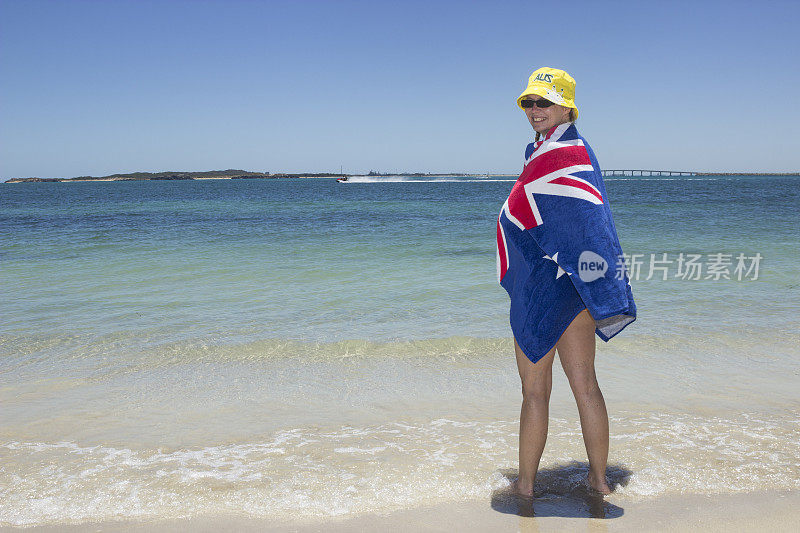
[585,472,612,495]
[511,478,536,498]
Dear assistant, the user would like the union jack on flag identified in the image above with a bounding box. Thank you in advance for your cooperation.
[496,122,636,363]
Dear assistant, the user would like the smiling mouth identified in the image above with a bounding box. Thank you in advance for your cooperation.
[532,118,546,122]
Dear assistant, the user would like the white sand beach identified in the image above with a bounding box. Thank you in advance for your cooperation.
[5,491,798,532]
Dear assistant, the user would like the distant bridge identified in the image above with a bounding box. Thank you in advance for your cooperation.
[602,169,696,177]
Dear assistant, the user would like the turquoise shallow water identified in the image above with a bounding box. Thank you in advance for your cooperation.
[3,176,798,342]
[1,176,799,525]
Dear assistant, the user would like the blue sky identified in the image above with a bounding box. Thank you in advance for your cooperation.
[1,0,798,179]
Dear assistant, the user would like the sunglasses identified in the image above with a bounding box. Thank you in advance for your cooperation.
[520,98,555,109]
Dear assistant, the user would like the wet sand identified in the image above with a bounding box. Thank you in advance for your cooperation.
[4,490,798,532]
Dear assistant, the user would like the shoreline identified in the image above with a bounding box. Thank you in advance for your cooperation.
[4,490,798,532]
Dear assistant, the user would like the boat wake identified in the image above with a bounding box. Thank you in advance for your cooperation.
[339,176,514,183]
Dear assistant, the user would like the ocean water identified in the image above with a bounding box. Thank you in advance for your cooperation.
[1,175,799,526]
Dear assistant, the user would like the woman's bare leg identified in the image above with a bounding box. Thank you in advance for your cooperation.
[513,338,556,496]
[556,309,611,494]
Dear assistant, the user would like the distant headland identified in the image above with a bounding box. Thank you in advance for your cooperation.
[3,169,478,183]
[5,170,313,183]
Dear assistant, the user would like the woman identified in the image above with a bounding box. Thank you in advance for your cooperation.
[496,67,637,496]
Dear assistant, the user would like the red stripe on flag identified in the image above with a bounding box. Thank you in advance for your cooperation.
[506,179,539,229]
[497,218,508,280]
[549,176,604,203]
[524,145,590,184]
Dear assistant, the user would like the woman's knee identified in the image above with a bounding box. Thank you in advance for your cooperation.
[520,372,552,402]
[515,339,555,401]
[564,371,602,401]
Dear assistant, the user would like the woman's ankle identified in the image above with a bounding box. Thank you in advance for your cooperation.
[512,477,536,497]
[586,470,612,494]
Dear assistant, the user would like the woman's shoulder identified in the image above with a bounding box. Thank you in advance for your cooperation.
[559,123,594,152]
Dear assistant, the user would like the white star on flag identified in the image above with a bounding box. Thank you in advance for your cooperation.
[543,252,571,279]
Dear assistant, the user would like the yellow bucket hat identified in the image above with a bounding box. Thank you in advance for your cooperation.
[516,67,578,119]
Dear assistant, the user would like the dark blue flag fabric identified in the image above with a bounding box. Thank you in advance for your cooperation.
[496,122,636,363]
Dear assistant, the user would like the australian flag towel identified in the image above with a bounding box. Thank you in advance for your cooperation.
[496,122,636,363]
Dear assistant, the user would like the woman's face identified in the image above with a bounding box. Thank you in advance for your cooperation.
[522,97,572,134]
